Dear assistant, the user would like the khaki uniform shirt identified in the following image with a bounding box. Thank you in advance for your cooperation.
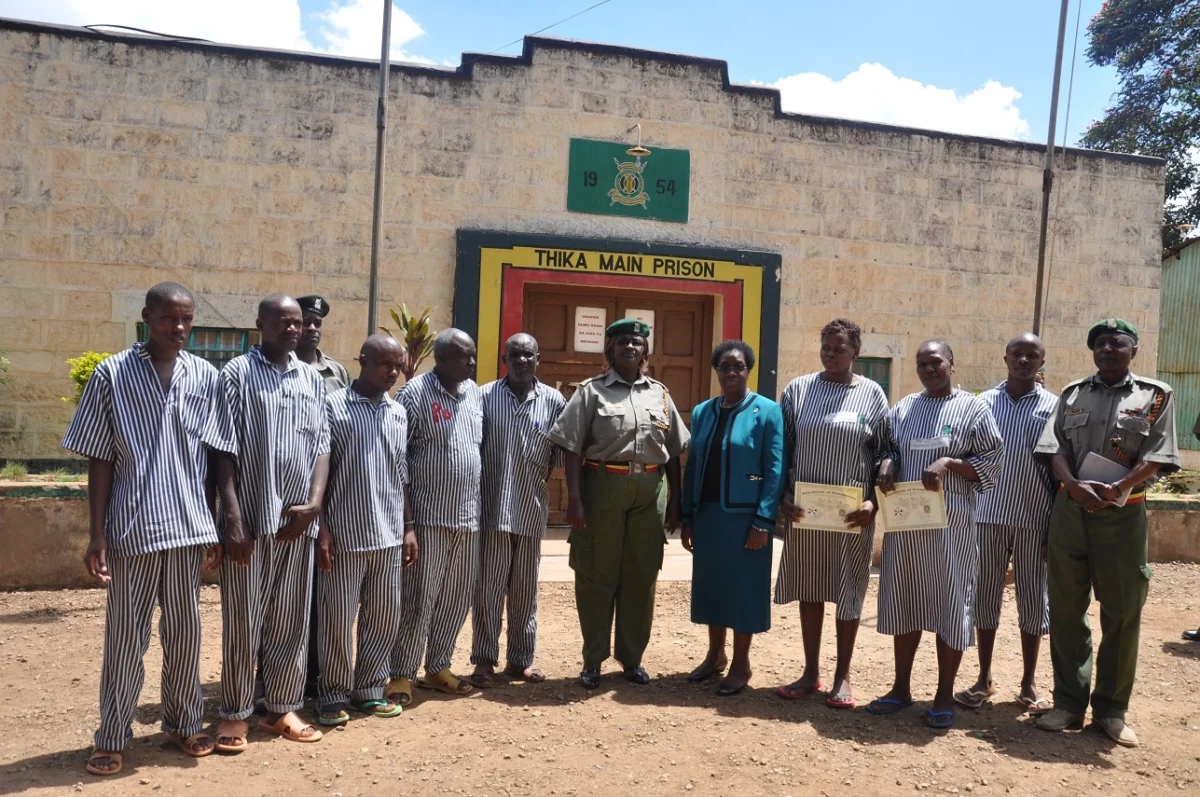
[548,370,689,464]
[308,348,350,394]
[1034,371,1180,486]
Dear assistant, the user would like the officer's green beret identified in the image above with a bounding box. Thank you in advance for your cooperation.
[296,295,330,318]
[1087,317,1138,349]
[606,318,650,338]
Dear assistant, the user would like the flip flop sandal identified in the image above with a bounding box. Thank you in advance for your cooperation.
[925,709,957,729]
[86,750,123,776]
[166,731,214,758]
[356,699,402,718]
[953,687,994,709]
[826,691,856,710]
[214,720,249,754]
[418,668,474,695]
[504,664,546,683]
[469,672,499,689]
[317,707,351,727]
[385,677,414,706]
[258,714,323,743]
[1017,695,1052,716]
[866,696,914,715]
[775,681,825,700]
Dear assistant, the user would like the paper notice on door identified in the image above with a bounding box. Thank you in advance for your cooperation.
[574,306,606,353]
[624,308,655,353]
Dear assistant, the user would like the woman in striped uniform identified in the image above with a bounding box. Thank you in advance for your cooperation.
[869,340,1003,729]
[773,318,889,709]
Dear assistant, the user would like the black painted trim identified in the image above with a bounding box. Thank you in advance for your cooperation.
[453,229,782,399]
[0,16,1164,167]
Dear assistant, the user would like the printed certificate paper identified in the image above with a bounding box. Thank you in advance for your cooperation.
[877,482,948,532]
[794,483,863,533]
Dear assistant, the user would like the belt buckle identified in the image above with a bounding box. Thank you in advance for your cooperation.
[628,462,645,474]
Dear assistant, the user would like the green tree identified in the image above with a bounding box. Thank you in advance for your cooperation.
[64,351,112,404]
[379,304,436,383]
[1081,0,1200,250]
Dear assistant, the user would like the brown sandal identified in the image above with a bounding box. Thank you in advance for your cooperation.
[504,664,546,683]
[166,731,214,758]
[86,750,123,776]
[214,719,249,754]
[258,712,323,743]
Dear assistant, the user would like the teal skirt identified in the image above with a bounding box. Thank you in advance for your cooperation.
[690,503,773,634]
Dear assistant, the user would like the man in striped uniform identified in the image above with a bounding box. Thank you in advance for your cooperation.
[469,333,566,687]
[955,333,1057,714]
[63,282,223,776]
[388,328,483,703]
[294,294,349,700]
[316,335,418,725]
[212,294,330,750]
[1034,318,1179,747]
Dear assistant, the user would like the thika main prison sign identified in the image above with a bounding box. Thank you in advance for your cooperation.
[566,138,690,223]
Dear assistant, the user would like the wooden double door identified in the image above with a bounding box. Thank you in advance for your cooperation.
[522,285,714,525]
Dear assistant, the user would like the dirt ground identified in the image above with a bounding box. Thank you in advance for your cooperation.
[1,566,1198,797]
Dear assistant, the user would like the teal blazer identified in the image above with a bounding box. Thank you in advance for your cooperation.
[681,392,786,531]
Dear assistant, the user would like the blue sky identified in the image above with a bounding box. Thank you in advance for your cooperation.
[2,0,1116,146]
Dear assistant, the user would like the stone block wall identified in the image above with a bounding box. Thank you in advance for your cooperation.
[0,21,1166,459]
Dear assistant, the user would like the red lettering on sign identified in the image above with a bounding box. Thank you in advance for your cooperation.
[430,401,452,423]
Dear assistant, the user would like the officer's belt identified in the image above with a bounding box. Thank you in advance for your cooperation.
[584,459,660,475]
[1058,482,1146,505]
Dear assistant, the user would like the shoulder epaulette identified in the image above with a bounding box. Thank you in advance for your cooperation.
[1133,375,1174,394]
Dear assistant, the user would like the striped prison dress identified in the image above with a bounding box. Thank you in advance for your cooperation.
[471,378,567,670]
[975,383,1058,636]
[877,389,1003,651]
[211,346,330,720]
[61,344,222,752]
[774,373,890,620]
[318,384,409,710]
[391,371,484,680]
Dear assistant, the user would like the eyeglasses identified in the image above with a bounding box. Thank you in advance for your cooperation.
[717,364,748,375]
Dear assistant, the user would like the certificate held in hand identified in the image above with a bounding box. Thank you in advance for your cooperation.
[877,482,948,532]
[794,482,863,533]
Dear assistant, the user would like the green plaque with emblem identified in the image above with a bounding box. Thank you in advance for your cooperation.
[566,138,690,223]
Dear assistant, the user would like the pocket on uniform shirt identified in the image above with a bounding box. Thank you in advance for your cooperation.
[596,403,626,436]
[180,393,211,436]
[1114,414,1150,455]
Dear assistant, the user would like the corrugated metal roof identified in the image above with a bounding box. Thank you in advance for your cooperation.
[1164,235,1200,261]
[1160,239,1200,449]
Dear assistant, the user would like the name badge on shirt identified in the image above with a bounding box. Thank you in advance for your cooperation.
[911,435,950,451]
[825,411,863,424]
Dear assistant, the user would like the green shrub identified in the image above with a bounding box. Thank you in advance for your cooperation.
[0,461,28,480]
[63,351,112,405]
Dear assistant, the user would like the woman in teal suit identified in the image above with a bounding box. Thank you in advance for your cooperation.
[681,340,786,695]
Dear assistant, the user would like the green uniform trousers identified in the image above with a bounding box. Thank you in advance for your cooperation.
[1047,491,1151,720]
[569,468,667,670]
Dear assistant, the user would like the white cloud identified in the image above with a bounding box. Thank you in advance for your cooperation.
[0,0,312,51]
[0,0,442,63]
[768,63,1031,140]
[312,0,434,64]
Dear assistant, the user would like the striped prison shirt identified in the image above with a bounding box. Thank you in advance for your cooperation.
[61,344,223,557]
[211,346,330,540]
[324,384,410,552]
[975,382,1058,530]
[400,371,484,533]
[480,378,567,536]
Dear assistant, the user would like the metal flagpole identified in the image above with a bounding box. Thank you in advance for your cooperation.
[1031,0,1071,336]
[367,0,393,337]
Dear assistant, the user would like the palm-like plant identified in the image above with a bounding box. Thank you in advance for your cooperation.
[380,304,436,382]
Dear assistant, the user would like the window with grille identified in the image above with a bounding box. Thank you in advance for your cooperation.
[136,324,258,369]
[853,356,891,398]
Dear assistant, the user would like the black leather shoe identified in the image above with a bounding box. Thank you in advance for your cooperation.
[579,668,601,689]
[624,666,650,685]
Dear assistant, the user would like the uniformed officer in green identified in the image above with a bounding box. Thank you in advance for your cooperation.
[1033,318,1179,748]
[548,318,690,689]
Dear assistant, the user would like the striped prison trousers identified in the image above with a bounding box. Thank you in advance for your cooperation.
[471,531,542,670]
[975,522,1050,636]
[219,534,314,720]
[391,527,479,680]
[95,546,206,752]
[317,546,404,709]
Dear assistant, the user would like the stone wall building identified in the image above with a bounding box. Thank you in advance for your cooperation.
[0,18,1167,462]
